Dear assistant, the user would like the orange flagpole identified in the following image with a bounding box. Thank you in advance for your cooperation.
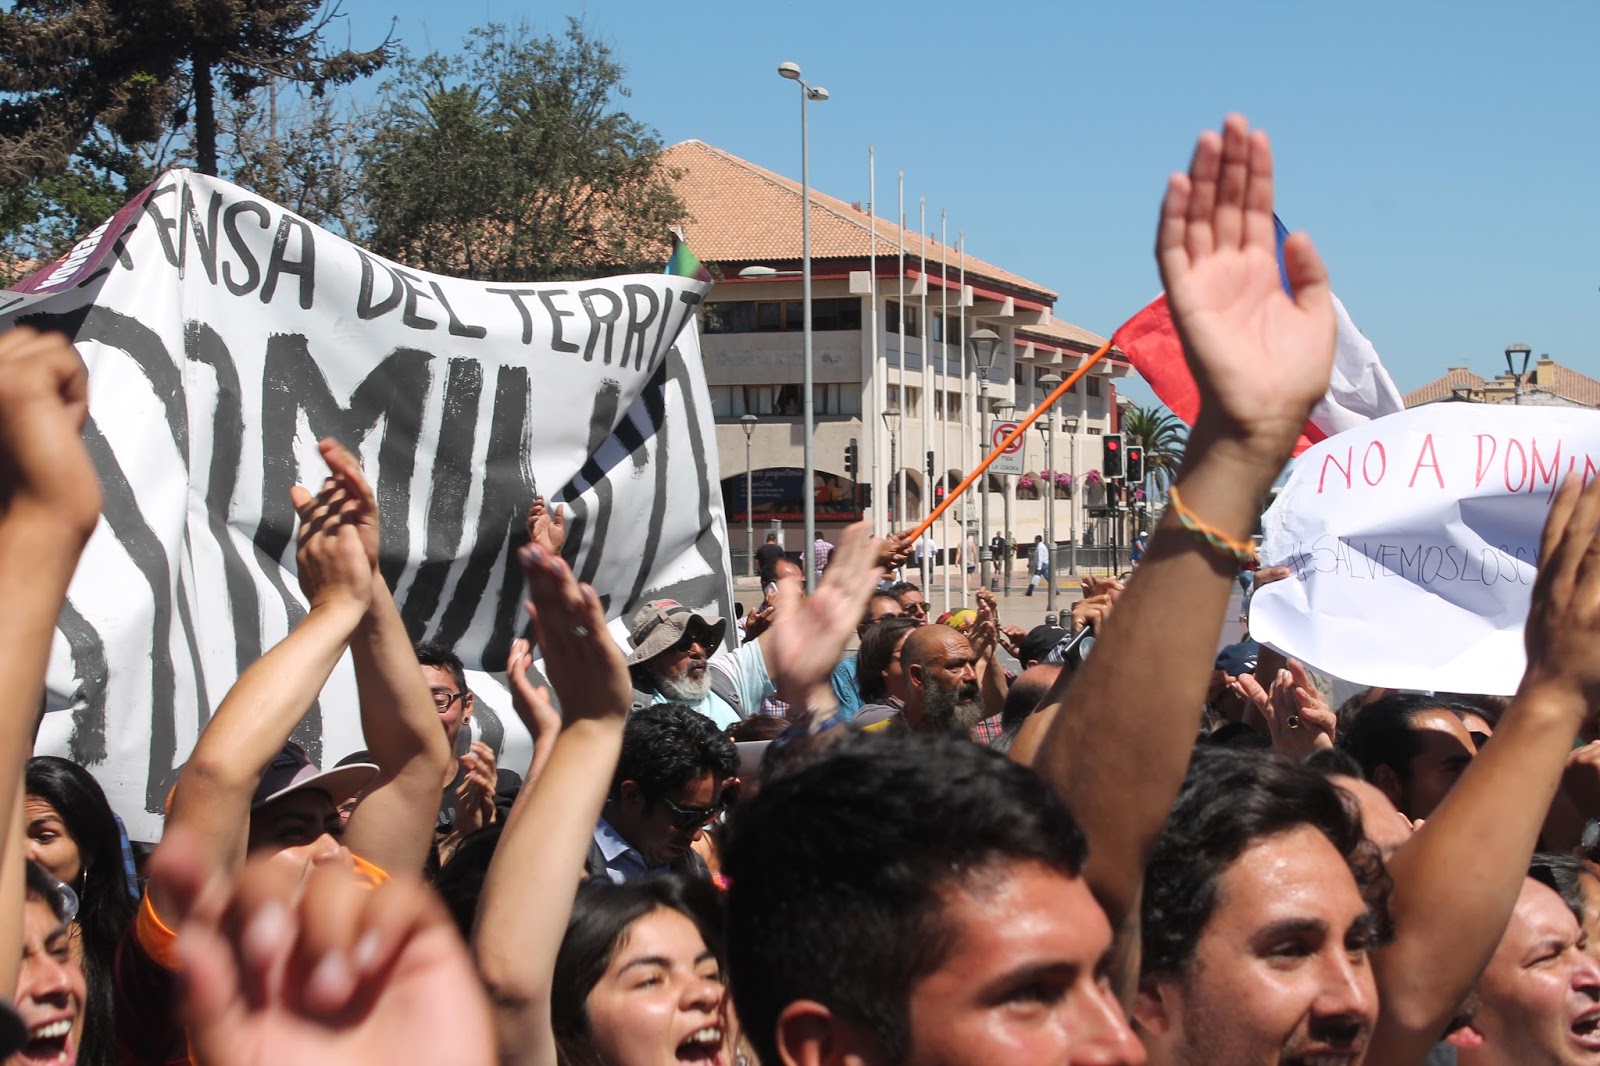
[901,338,1112,544]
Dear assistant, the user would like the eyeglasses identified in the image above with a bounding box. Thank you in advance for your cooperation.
[660,795,725,831]
[431,691,465,712]
[902,602,928,616]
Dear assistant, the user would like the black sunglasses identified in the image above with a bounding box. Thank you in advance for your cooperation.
[660,795,724,831]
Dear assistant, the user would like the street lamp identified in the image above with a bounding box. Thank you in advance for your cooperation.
[1038,373,1062,614]
[968,328,1002,591]
[994,400,1015,595]
[1505,343,1532,405]
[778,61,829,590]
[881,403,902,529]
[1063,413,1080,576]
[741,414,758,577]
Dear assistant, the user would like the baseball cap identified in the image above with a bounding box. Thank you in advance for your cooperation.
[251,743,378,811]
[1214,641,1261,678]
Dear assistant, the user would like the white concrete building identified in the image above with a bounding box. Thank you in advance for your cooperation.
[665,140,1134,574]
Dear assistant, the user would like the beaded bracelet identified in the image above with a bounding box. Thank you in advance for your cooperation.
[1168,486,1255,565]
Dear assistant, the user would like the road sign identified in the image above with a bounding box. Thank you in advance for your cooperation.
[990,420,1024,476]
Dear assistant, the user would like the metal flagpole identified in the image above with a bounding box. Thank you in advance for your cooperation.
[941,210,957,610]
[868,147,881,538]
[896,173,906,568]
[918,197,931,594]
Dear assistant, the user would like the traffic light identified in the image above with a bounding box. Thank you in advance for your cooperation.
[1102,433,1124,478]
[926,450,936,481]
[844,439,858,478]
[1125,444,1144,484]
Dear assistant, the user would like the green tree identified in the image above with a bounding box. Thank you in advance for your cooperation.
[0,0,391,181]
[359,20,686,282]
[1121,404,1187,496]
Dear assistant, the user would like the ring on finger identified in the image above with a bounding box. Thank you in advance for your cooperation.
[572,624,589,637]
[1286,714,1302,729]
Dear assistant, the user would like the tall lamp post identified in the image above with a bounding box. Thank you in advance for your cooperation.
[995,401,1015,595]
[1037,374,1062,615]
[881,403,902,531]
[1063,413,1080,576]
[1505,343,1532,404]
[741,414,758,576]
[967,328,1002,592]
[777,61,829,590]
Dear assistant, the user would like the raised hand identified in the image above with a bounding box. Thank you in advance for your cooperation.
[1521,473,1600,728]
[289,479,374,616]
[1236,660,1335,757]
[519,545,631,723]
[0,325,100,540]
[152,828,495,1066]
[454,741,499,835]
[314,439,380,575]
[525,496,567,557]
[764,522,885,709]
[1157,114,1336,460]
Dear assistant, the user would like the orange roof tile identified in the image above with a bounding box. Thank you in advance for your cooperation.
[1404,367,1486,407]
[1016,314,1112,353]
[664,140,1057,302]
[1542,363,1600,407]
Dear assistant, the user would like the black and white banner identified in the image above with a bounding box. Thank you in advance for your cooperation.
[2,171,733,840]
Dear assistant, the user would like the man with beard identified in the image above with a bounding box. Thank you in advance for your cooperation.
[626,599,778,728]
[899,624,987,735]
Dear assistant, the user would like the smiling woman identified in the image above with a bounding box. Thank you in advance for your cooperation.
[552,876,733,1066]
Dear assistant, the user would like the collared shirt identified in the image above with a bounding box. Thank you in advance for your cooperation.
[814,538,834,571]
[593,817,657,884]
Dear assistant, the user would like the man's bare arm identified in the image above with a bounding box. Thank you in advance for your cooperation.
[1030,115,1337,929]
[1365,473,1600,1064]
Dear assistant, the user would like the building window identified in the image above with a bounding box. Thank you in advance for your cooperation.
[712,383,862,418]
[1086,375,1102,397]
[886,300,920,338]
[703,298,865,334]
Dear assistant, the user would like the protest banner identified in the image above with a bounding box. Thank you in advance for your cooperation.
[1252,403,1600,695]
[2,171,731,840]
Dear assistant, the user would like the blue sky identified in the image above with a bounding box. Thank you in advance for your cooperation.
[334,0,1599,398]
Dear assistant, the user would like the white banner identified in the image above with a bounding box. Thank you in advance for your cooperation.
[1253,403,1600,696]
[2,171,732,840]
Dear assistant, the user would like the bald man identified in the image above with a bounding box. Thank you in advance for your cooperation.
[900,625,983,735]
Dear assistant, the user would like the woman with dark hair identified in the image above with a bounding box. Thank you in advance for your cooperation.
[855,615,918,709]
[25,756,135,1066]
[550,875,726,1066]
[475,526,882,1066]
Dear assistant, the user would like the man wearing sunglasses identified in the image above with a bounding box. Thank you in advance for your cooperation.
[587,703,739,883]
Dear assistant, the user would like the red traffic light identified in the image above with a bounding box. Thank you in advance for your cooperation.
[1106,438,1119,450]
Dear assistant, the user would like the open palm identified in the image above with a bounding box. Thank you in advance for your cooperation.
[1158,115,1336,460]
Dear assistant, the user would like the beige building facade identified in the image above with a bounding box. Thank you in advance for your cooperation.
[666,140,1131,572]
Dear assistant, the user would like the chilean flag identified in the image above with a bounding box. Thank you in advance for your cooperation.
[1111,216,1404,456]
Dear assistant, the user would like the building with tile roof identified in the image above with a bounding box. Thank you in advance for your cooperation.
[665,140,1132,575]
[1405,356,1600,409]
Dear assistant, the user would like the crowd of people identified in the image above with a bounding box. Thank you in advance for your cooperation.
[0,113,1594,1066]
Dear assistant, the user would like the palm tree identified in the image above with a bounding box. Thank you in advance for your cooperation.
[1120,405,1187,495]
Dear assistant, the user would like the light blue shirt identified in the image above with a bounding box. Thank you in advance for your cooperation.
[829,653,862,720]
[651,638,773,729]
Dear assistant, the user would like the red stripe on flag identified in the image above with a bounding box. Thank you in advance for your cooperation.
[1112,295,1318,457]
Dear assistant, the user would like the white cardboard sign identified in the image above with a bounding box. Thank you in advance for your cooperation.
[1253,403,1600,696]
